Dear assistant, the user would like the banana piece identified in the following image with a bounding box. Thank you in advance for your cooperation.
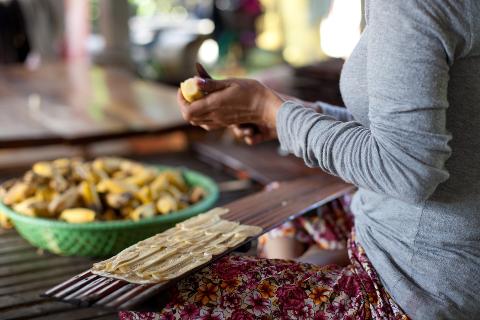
[32,161,54,178]
[0,178,18,198]
[123,170,155,187]
[60,208,96,223]
[156,194,178,215]
[180,77,204,103]
[150,175,168,200]
[164,171,188,192]
[52,157,71,168]
[50,172,69,193]
[93,157,123,174]
[48,186,78,214]
[119,159,147,175]
[78,181,102,212]
[73,163,97,184]
[24,170,48,186]
[35,186,55,202]
[136,186,152,204]
[12,197,48,217]
[166,186,183,201]
[52,158,72,175]
[106,192,133,209]
[130,203,156,221]
[3,182,33,205]
[97,179,138,194]
[189,186,206,203]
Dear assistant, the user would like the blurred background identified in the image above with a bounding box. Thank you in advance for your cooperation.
[0,0,364,172]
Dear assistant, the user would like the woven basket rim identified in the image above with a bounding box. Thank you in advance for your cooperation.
[0,166,219,230]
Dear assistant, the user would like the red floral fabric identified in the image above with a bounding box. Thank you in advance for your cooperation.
[258,196,354,256]
[119,196,409,320]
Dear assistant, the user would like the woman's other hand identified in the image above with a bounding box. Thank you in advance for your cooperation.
[176,78,283,132]
[231,124,277,145]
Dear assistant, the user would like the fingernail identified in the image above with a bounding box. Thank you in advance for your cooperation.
[197,78,206,87]
[242,128,253,136]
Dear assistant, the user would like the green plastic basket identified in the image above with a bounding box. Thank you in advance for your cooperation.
[0,166,219,257]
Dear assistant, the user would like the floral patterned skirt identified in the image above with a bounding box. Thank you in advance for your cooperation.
[119,196,409,320]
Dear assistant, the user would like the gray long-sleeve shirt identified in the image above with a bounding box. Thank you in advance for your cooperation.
[276,0,480,319]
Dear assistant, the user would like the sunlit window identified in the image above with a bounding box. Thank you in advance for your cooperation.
[320,0,362,58]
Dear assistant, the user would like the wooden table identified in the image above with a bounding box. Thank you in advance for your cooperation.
[0,63,186,149]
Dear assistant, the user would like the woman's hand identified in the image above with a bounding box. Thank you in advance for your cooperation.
[177,78,284,133]
[231,124,277,145]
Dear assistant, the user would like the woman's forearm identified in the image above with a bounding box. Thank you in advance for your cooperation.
[277,93,354,122]
[276,101,450,204]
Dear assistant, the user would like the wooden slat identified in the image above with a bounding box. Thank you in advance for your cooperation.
[0,242,36,255]
[0,274,89,296]
[0,251,58,267]
[0,290,46,309]
[93,283,136,306]
[0,228,20,238]
[0,237,30,247]
[53,274,99,299]
[42,271,94,297]
[0,265,93,288]
[0,256,92,278]
[0,300,75,320]
[30,308,117,320]
[81,280,124,305]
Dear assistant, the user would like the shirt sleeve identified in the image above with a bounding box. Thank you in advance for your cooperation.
[276,0,471,203]
[313,101,354,122]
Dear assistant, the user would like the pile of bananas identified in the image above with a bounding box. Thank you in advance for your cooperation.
[0,157,206,224]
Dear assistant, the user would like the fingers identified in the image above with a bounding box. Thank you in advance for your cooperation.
[197,78,231,93]
[231,125,244,138]
[231,125,254,139]
[200,124,222,131]
[177,89,211,121]
[177,88,189,108]
[231,125,266,145]
[245,134,264,145]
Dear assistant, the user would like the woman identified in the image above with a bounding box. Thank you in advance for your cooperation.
[121,0,479,319]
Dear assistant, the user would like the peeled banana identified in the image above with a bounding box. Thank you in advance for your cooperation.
[60,208,96,223]
[180,77,204,103]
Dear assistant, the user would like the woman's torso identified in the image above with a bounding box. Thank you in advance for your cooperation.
[340,0,480,319]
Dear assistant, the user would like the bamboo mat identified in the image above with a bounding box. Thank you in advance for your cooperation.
[42,175,353,311]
